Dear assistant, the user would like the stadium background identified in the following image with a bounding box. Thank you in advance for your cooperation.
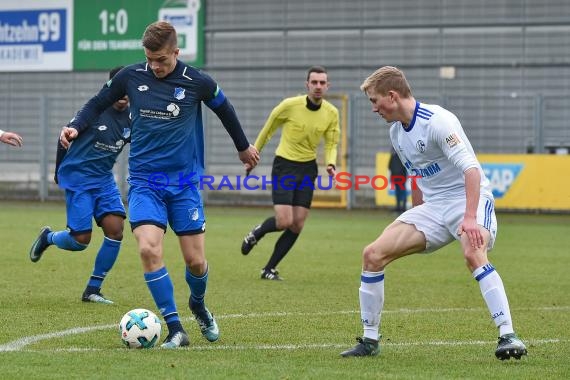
[0,0,569,209]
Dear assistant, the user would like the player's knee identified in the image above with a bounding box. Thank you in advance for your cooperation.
[276,217,293,230]
[462,248,487,272]
[105,231,124,241]
[138,241,160,260]
[73,233,91,246]
[362,244,386,270]
[187,258,206,274]
[290,221,304,234]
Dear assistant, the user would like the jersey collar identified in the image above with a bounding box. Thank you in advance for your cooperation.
[403,101,420,132]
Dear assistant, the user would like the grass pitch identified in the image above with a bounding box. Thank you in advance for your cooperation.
[0,201,569,379]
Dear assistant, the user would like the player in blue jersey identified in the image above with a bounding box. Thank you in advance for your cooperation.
[340,66,527,360]
[0,130,23,147]
[59,21,260,349]
[29,66,130,305]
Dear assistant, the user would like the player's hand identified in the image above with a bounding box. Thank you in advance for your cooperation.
[59,126,78,149]
[244,162,253,176]
[239,144,260,171]
[457,216,483,249]
[0,131,23,147]
[326,164,336,178]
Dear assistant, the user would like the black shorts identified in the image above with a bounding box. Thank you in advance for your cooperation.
[271,156,318,208]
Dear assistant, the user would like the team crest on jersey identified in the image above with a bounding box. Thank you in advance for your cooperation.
[445,133,461,148]
[416,140,426,153]
[174,87,185,100]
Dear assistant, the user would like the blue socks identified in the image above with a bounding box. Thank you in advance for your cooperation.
[185,266,208,310]
[145,267,180,325]
[86,237,121,290]
[48,230,87,251]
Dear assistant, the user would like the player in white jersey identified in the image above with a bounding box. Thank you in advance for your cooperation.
[340,66,527,360]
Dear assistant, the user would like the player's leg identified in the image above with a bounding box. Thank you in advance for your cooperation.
[261,205,307,280]
[29,189,90,262]
[260,159,316,280]
[130,185,188,348]
[169,185,219,343]
[241,156,296,256]
[342,202,452,357]
[458,197,527,360]
[82,185,126,304]
[341,220,427,357]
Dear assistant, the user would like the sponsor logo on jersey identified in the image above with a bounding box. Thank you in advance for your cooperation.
[409,162,441,178]
[174,87,185,100]
[445,133,461,148]
[98,125,107,131]
[167,103,180,116]
[416,140,426,153]
[137,85,149,91]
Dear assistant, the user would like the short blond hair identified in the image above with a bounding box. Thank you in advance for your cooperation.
[360,66,412,98]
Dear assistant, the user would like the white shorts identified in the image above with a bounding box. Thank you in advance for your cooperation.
[396,196,497,253]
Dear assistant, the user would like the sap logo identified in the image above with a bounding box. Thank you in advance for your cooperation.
[482,163,523,198]
[491,311,505,320]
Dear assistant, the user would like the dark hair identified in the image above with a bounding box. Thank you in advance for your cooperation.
[142,21,177,52]
[306,65,327,81]
[108,66,124,80]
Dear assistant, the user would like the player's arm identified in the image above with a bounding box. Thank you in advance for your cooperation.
[324,109,340,176]
[53,138,68,184]
[432,115,482,247]
[201,77,259,168]
[411,187,423,207]
[63,70,128,147]
[461,167,483,248]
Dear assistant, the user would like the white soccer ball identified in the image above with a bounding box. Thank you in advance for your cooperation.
[119,308,162,349]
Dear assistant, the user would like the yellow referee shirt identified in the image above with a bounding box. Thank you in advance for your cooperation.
[254,95,340,166]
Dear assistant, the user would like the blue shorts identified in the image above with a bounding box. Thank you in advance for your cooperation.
[65,183,126,235]
[127,184,205,235]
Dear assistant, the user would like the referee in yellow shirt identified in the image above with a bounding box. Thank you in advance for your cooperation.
[241,65,340,280]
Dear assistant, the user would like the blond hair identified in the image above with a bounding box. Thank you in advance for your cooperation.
[360,66,412,98]
[142,21,177,52]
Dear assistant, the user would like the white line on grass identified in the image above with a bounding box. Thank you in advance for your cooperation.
[1,306,568,352]
[21,338,568,353]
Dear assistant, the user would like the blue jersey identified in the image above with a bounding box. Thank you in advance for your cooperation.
[69,61,249,187]
[57,106,130,191]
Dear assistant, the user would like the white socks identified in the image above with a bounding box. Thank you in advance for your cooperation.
[359,271,384,340]
[473,263,514,336]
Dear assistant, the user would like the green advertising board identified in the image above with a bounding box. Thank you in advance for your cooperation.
[74,0,204,70]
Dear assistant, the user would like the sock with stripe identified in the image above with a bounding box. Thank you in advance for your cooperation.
[144,266,182,334]
[85,236,121,292]
[360,271,385,341]
[473,263,514,336]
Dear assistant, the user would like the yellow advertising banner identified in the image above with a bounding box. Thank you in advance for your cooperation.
[375,153,570,211]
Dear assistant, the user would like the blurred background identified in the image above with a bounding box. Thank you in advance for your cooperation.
[1,0,569,209]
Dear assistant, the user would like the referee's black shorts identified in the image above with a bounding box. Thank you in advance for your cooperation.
[271,156,318,208]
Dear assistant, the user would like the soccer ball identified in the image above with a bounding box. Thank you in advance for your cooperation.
[119,308,162,349]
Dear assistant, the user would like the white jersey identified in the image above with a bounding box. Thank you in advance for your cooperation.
[389,101,493,202]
